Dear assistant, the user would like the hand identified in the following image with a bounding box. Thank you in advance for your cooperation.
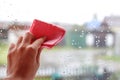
[4,32,45,80]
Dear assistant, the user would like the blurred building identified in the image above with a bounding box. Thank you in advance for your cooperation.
[104,15,120,32]
[104,15,120,55]
[85,15,114,48]
[86,15,101,31]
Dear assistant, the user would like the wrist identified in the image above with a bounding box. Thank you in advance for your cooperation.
[4,72,34,80]
[4,76,33,80]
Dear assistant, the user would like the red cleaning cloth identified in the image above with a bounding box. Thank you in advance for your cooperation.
[29,19,66,48]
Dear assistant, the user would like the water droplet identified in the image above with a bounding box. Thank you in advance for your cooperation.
[82,30,84,33]
[75,29,77,32]
[78,46,82,49]
[96,45,99,47]
[80,35,83,37]
[98,40,100,43]
[0,30,2,33]
[101,30,103,32]
[72,43,74,45]
[72,40,75,42]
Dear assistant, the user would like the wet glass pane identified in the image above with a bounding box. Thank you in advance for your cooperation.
[0,0,120,80]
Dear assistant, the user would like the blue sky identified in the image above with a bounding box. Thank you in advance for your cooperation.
[0,0,120,24]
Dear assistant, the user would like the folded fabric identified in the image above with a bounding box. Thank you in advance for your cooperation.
[29,19,66,48]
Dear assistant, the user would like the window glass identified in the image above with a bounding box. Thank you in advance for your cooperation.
[0,0,120,80]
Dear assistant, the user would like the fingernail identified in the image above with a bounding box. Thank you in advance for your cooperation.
[43,36,47,40]
[42,36,47,41]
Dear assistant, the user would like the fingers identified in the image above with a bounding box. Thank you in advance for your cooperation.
[22,32,35,44]
[31,37,46,49]
[16,36,23,46]
[36,47,43,64]
[8,43,15,66]
[8,43,15,52]
[26,37,45,59]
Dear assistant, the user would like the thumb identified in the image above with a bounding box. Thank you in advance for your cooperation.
[31,37,46,49]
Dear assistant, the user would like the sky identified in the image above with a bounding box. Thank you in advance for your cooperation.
[0,0,120,24]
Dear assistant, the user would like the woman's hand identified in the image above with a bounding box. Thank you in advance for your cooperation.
[4,32,45,80]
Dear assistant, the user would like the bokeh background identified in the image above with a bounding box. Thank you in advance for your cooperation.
[0,0,120,80]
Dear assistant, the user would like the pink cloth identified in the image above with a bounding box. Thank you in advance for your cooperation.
[30,19,66,48]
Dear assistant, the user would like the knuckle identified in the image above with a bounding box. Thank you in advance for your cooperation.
[8,47,16,55]
[18,45,26,51]
[26,46,37,57]
[25,32,31,38]
[7,53,11,58]
[25,32,30,36]
[7,50,15,58]
[27,46,36,52]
